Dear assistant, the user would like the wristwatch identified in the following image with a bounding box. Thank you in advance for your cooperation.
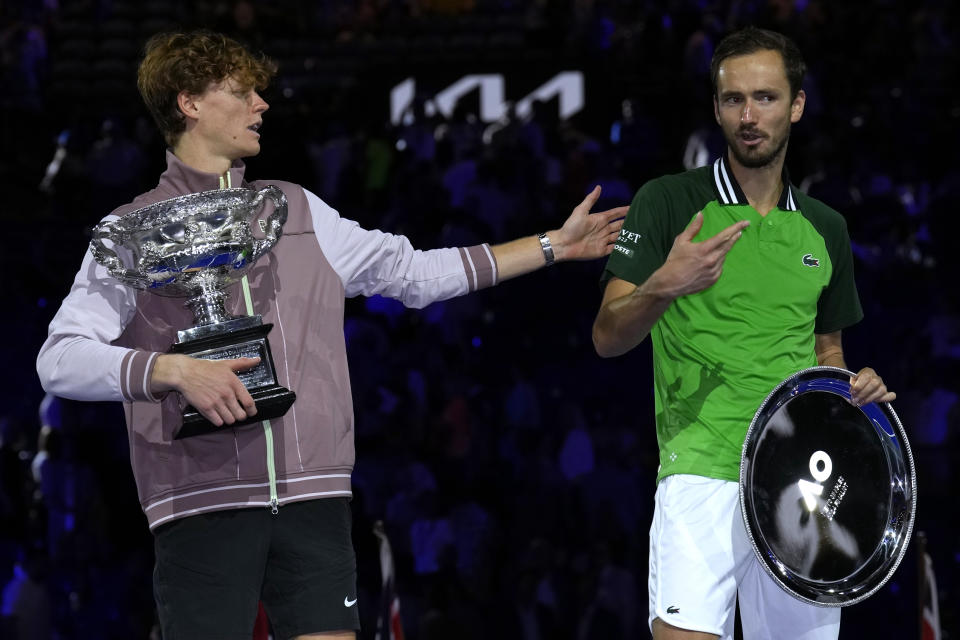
[538,232,555,267]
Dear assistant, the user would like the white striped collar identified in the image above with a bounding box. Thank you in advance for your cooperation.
[711,154,798,211]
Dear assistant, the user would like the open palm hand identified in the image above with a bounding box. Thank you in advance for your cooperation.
[554,186,627,261]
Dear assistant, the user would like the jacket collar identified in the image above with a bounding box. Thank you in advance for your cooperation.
[158,149,248,195]
[711,153,798,211]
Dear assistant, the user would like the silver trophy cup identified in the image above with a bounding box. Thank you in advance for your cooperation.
[90,186,296,438]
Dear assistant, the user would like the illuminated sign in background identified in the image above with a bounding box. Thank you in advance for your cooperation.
[390,72,585,125]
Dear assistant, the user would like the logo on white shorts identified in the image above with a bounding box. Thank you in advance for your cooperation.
[666,605,680,614]
[344,596,358,607]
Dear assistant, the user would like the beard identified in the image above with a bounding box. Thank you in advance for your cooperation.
[726,125,791,169]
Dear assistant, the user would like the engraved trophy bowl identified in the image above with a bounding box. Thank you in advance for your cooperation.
[91,186,297,438]
[739,366,916,607]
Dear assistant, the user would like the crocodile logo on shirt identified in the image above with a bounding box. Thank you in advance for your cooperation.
[802,253,820,267]
[667,606,680,614]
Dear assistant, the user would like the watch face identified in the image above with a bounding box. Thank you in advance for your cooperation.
[740,366,916,607]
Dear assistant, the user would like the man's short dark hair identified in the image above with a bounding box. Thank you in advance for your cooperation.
[710,26,806,99]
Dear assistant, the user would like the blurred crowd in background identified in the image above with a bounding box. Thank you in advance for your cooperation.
[1,0,958,638]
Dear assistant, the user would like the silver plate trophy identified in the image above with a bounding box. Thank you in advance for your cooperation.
[740,366,916,606]
[90,186,296,439]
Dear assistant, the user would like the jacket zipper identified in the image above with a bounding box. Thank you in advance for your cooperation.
[263,419,279,514]
[220,172,280,515]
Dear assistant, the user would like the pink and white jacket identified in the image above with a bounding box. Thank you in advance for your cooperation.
[37,151,498,530]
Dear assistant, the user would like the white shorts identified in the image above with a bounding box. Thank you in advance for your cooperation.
[648,474,841,639]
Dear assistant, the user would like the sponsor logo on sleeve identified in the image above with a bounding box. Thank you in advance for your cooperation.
[614,229,643,257]
[802,253,820,267]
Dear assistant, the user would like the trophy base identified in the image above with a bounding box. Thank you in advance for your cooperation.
[176,385,297,439]
[170,318,296,439]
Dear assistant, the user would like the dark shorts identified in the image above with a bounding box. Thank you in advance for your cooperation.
[153,498,359,640]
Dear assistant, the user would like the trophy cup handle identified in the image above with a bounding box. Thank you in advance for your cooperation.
[89,227,153,289]
[249,185,289,262]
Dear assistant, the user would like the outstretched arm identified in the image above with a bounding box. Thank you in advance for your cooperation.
[491,186,627,281]
[311,186,626,308]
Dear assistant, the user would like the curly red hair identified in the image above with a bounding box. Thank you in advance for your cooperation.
[137,30,277,146]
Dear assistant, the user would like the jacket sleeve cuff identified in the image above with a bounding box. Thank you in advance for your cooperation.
[119,350,162,403]
[457,244,498,291]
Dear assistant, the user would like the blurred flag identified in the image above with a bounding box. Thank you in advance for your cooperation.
[374,520,405,640]
[253,601,270,640]
[919,533,941,640]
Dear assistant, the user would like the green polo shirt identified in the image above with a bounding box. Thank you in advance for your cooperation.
[602,155,863,484]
